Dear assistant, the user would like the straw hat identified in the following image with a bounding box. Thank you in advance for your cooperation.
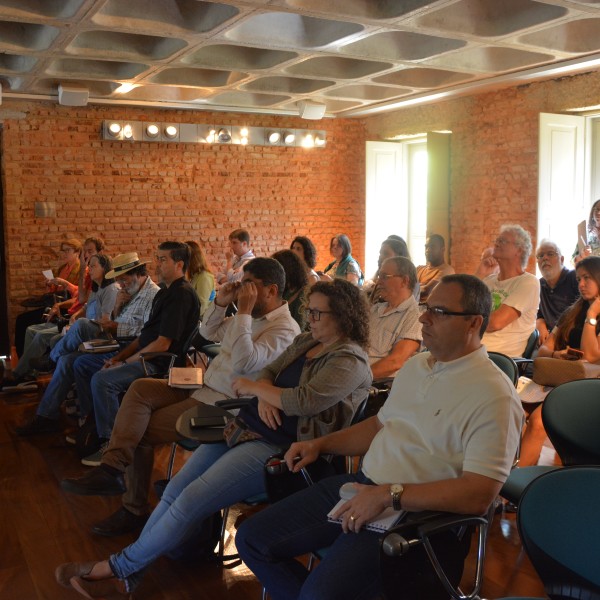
[105,252,148,279]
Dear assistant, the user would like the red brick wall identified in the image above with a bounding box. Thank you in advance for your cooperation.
[2,101,367,337]
[365,69,600,274]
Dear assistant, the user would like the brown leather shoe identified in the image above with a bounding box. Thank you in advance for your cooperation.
[70,575,129,599]
[55,561,98,588]
[91,507,149,537]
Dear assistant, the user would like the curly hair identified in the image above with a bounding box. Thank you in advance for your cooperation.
[290,236,317,269]
[499,224,532,268]
[308,279,370,348]
[272,249,309,293]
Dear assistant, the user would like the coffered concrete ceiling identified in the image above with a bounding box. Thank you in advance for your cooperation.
[2,0,600,117]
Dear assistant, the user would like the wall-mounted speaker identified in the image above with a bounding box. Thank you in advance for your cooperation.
[58,84,89,107]
[298,100,326,120]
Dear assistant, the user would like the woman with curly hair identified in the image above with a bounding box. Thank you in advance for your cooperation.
[520,255,600,466]
[272,249,309,329]
[56,278,373,599]
[185,240,215,318]
[290,236,319,285]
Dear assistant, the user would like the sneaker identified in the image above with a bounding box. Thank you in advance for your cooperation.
[81,442,108,467]
[65,433,76,445]
[15,415,62,436]
[64,397,80,416]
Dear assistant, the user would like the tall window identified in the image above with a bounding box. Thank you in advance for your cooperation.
[365,138,428,277]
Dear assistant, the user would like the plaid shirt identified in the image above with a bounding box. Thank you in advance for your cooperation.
[114,276,160,338]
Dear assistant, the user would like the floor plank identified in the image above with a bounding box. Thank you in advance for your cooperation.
[0,388,546,599]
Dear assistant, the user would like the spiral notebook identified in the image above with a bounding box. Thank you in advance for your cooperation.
[327,499,405,533]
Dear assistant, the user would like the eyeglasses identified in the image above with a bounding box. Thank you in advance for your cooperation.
[535,251,558,260]
[421,304,483,318]
[378,273,403,281]
[305,308,332,321]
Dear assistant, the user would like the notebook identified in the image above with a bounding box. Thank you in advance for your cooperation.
[168,367,203,389]
[327,499,405,533]
[517,376,551,404]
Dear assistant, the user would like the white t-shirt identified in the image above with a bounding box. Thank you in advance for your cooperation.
[361,346,522,486]
[482,272,540,357]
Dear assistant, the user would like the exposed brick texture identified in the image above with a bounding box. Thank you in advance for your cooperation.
[2,101,367,338]
[365,69,600,275]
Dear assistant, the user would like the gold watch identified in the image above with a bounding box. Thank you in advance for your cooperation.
[390,483,404,511]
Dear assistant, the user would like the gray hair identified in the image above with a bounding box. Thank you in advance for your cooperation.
[383,256,417,292]
[500,224,532,268]
[536,238,562,257]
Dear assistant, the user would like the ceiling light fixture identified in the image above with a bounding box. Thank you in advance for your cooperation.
[115,83,137,94]
[164,125,178,139]
[107,122,122,138]
[284,132,295,145]
[268,131,281,144]
[146,124,159,138]
[123,124,134,140]
[302,133,315,148]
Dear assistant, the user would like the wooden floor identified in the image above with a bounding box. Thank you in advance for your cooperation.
[0,387,547,600]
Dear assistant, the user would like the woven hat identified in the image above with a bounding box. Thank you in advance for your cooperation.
[105,252,148,279]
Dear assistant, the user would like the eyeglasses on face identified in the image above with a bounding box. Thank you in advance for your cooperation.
[421,304,482,318]
[535,251,558,260]
[378,273,403,281]
[305,308,332,321]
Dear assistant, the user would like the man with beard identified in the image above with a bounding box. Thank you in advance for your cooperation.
[60,258,300,538]
[16,252,159,436]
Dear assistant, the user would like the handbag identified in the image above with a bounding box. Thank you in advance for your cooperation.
[533,357,600,387]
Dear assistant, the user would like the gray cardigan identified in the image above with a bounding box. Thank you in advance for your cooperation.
[256,332,373,441]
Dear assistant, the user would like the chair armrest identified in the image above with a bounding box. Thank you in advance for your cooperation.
[381,510,491,600]
[215,396,257,410]
[139,352,177,377]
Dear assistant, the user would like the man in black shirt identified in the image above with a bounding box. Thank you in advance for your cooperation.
[72,241,200,463]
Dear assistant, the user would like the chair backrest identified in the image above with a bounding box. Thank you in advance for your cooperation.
[487,352,519,387]
[522,328,539,359]
[542,379,600,465]
[518,466,600,598]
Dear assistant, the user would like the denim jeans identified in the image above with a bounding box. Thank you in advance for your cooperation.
[235,473,386,600]
[85,359,156,440]
[12,323,58,378]
[109,439,281,589]
[73,352,122,438]
[49,319,102,363]
[36,352,83,420]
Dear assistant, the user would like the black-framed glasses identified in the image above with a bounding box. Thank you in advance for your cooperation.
[305,308,332,321]
[535,251,558,260]
[421,304,482,318]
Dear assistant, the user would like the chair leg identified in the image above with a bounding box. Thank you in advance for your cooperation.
[166,442,178,481]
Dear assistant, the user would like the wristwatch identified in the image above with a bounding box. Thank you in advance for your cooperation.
[585,317,598,326]
[390,483,404,511]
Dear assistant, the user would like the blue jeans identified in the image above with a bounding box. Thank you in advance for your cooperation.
[37,352,83,420]
[73,352,121,438]
[235,473,385,600]
[109,440,281,590]
[49,319,102,363]
[13,323,58,378]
